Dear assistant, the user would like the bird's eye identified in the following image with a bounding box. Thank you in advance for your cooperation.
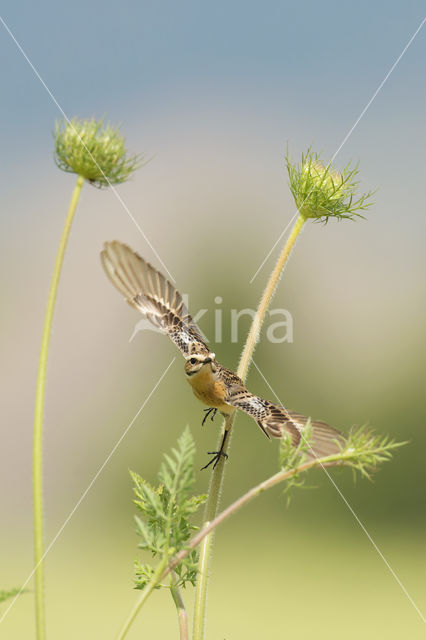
[190,357,197,365]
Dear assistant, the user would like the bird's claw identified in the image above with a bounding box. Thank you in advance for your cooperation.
[201,450,229,470]
[201,407,217,426]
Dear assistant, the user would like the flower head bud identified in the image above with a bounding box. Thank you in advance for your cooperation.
[286,148,373,223]
[54,117,142,187]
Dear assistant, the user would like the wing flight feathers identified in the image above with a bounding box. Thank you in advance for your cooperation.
[101,241,209,357]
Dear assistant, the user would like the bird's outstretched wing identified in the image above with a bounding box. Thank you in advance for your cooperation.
[225,385,344,460]
[101,241,210,357]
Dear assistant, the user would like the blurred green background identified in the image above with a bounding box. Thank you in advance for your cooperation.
[1,1,425,638]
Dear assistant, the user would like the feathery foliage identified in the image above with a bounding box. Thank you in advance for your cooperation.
[278,421,405,503]
[279,420,314,503]
[332,426,407,481]
[131,427,207,590]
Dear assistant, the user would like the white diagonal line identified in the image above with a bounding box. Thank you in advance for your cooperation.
[249,211,299,284]
[251,359,425,624]
[250,16,426,284]
[0,15,175,283]
[0,357,176,626]
[332,16,426,158]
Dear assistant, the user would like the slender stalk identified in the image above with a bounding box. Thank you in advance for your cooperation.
[117,458,317,639]
[165,440,396,574]
[192,213,307,639]
[237,212,306,378]
[115,559,167,640]
[116,434,397,631]
[170,572,189,640]
[33,174,84,640]
[168,458,326,582]
[191,515,214,639]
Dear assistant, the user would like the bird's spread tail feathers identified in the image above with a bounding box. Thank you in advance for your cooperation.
[226,390,345,461]
[258,407,345,461]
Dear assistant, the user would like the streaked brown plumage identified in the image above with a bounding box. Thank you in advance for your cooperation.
[101,241,344,462]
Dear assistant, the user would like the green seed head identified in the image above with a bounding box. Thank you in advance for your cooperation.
[54,117,142,187]
[286,148,373,223]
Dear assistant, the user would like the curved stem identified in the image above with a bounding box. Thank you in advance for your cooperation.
[192,213,307,639]
[33,174,84,640]
[118,430,396,620]
[165,437,398,576]
[167,457,330,582]
[170,572,189,640]
[115,560,167,640]
[118,458,321,640]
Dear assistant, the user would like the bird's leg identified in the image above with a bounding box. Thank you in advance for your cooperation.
[201,428,229,470]
[201,407,217,427]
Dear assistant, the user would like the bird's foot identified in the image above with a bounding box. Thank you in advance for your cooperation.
[201,407,217,426]
[201,449,228,470]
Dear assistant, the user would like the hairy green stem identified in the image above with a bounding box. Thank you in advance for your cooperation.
[191,514,214,639]
[168,457,329,582]
[116,426,188,639]
[117,458,318,638]
[115,559,167,640]
[116,434,397,630]
[237,213,306,378]
[33,174,84,640]
[165,442,398,576]
[192,213,307,639]
[170,572,189,640]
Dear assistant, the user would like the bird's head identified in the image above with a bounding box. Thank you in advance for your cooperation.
[184,352,216,377]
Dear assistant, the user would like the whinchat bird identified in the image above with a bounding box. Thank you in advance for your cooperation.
[101,241,344,468]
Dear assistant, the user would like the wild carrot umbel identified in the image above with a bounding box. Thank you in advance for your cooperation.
[192,148,374,639]
[32,118,140,640]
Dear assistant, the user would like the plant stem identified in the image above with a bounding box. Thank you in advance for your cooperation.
[115,434,397,633]
[167,457,328,582]
[192,212,307,639]
[237,212,306,378]
[170,572,189,640]
[115,423,189,639]
[33,174,84,640]
[115,560,167,640]
[165,441,399,576]
[117,458,322,640]
[192,412,232,640]
[191,514,214,639]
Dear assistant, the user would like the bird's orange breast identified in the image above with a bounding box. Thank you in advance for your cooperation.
[186,367,231,413]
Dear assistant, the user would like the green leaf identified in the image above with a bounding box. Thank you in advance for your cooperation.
[134,561,160,591]
[278,420,406,505]
[279,419,314,505]
[0,587,25,604]
[336,426,407,480]
[130,427,207,590]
